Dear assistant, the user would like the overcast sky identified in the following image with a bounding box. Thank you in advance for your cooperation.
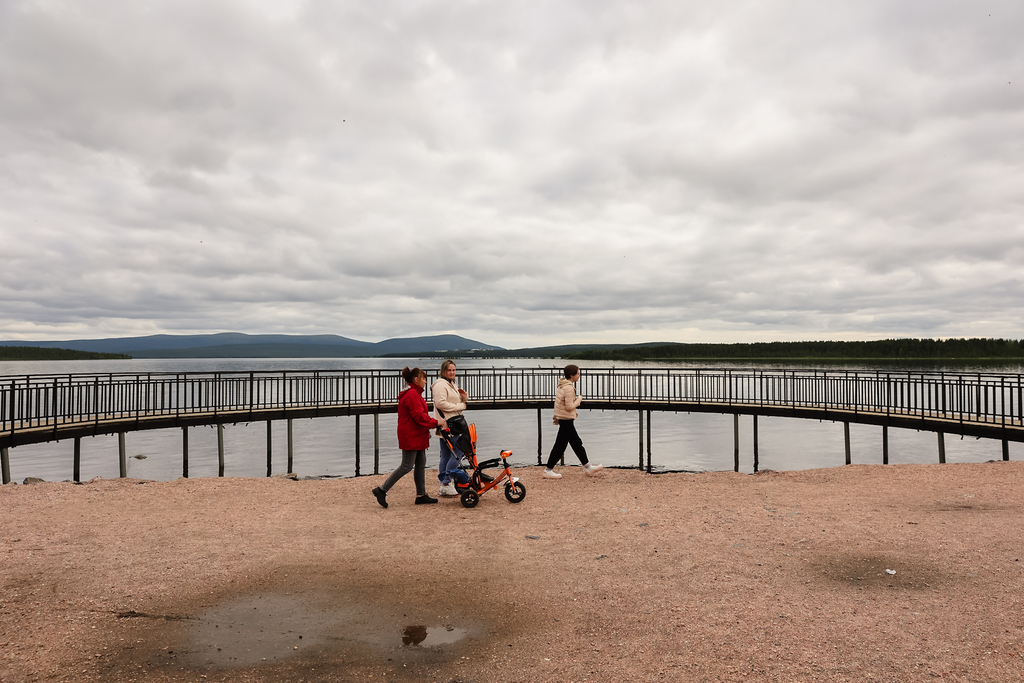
[1,1,1022,348]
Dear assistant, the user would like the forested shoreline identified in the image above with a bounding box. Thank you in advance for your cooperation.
[0,346,130,361]
[563,338,1024,361]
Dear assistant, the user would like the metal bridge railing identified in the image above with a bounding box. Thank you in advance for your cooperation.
[2,368,1023,436]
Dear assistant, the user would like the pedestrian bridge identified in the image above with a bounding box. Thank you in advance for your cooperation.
[2,367,1022,483]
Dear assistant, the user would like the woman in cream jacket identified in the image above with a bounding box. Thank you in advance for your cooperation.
[544,364,603,479]
[431,359,468,496]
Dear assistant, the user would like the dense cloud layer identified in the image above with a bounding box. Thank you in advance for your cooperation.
[1,0,1022,346]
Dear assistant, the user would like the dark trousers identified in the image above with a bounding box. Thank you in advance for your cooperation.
[546,419,588,469]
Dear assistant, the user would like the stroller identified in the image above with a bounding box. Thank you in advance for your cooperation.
[439,415,526,509]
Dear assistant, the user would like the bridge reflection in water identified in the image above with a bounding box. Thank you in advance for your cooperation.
[2,367,1021,483]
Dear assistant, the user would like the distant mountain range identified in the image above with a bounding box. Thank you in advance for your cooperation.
[0,333,503,359]
[6,335,1018,362]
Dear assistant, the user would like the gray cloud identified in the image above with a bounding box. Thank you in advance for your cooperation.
[1,0,1022,347]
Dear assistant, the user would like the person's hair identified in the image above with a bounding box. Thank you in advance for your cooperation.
[564,364,580,379]
[439,359,457,376]
[401,366,426,384]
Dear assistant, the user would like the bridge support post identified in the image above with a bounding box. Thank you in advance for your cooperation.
[646,410,652,473]
[287,419,294,474]
[266,421,272,477]
[938,432,946,464]
[733,414,739,473]
[1,447,9,485]
[355,414,361,477]
[638,410,644,470]
[374,413,380,475]
[217,424,225,477]
[119,432,127,478]
[182,427,189,479]
[882,425,889,465]
[844,423,851,465]
[1003,436,1010,461]
[537,408,542,466]
[73,437,81,483]
[753,415,759,473]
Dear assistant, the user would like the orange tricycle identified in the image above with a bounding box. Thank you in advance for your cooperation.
[439,417,526,509]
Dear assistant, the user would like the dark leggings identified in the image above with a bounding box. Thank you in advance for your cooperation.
[546,419,588,469]
[380,449,426,496]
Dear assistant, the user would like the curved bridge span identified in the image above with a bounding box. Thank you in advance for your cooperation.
[2,367,1022,482]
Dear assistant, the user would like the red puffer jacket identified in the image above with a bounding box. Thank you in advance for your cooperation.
[396,383,439,450]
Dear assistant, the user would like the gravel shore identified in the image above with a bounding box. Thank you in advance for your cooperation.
[2,461,1023,682]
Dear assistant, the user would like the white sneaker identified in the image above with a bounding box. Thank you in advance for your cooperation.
[542,468,562,479]
[438,483,458,496]
[583,463,604,475]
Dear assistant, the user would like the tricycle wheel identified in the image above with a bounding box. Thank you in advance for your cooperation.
[460,490,479,508]
[504,481,526,503]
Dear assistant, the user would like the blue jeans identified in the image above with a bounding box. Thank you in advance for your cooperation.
[437,437,464,485]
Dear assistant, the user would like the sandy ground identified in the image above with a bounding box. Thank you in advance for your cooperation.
[2,461,1023,683]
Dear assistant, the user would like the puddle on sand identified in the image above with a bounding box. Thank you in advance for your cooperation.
[400,625,468,647]
[184,593,474,669]
[186,594,325,668]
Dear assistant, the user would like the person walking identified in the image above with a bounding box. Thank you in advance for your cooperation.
[372,367,440,508]
[544,364,603,479]
[431,359,469,496]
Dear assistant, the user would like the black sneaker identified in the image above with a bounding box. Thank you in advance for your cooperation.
[372,487,388,509]
[415,494,438,505]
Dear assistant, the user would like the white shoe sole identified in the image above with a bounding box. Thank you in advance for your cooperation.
[542,471,562,479]
[584,466,604,475]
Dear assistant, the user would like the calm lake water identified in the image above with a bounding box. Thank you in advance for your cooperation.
[3,357,1020,483]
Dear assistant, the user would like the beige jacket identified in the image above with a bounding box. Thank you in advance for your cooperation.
[553,377,582,421]
[431,378,467,426]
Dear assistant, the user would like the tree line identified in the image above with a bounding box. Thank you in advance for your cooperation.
[0,346,131,361]
[564,338,1024,361]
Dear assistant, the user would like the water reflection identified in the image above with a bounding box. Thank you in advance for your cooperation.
[401,625,467,647]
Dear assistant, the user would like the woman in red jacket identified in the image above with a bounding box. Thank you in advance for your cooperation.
[372,367,441,508]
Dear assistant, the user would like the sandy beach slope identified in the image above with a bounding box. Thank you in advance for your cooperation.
[2,462,1023,682]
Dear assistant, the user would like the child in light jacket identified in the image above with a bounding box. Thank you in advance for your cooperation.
[544,364,603,479]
